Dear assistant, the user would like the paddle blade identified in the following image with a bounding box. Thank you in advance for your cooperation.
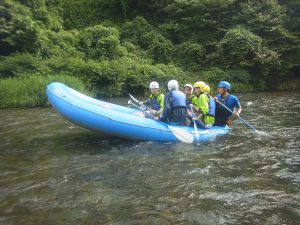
[168,126,194,144]
[253,129,269,136]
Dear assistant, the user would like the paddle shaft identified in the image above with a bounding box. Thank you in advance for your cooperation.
[190,105,199,144]
[128,100,154,119]
[128,93,143,105]
[215,98,257,132]
[129,93,153,111]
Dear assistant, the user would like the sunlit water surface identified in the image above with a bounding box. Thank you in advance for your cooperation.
[0,92,299,225]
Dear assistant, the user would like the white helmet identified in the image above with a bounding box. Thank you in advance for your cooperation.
[149,81,159,89]
[168,80,179,91]
[184,84,193,90]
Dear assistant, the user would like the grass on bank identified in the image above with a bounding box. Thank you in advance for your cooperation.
[0,74,88,109]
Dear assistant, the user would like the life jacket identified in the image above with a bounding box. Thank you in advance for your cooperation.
[205,94,216,117]
[171,91,187,108]
[215,94,232,118]
[186,94,194,106]
[186,97,192,106]
[214,94,233,126]
[149,92,163,110]
[190,94,200,112]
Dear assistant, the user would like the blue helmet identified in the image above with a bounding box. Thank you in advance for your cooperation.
[218,81,230,90]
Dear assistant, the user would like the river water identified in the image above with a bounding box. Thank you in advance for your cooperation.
[0,92,299,225]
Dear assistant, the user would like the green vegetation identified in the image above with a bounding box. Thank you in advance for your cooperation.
[0,0,299,108]
[0,74,86,108]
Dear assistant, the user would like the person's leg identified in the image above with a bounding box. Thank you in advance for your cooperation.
[185,115,192,126]
[149,109,157,116]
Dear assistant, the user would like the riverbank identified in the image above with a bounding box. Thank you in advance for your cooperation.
[0,74,88,109]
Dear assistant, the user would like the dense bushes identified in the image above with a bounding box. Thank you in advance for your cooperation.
[0,53,42,77]
[36,29,82,58]
[121,17,174,63]
[174,42,205,70]
[79,25,127,60]
[43,56,190,97]
[0,54,191,98]
[0,0,38,55]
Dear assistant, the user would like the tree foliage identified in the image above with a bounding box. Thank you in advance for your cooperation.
[0,0,299,99]
[0,0,39,55]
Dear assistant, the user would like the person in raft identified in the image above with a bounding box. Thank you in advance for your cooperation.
[141,81,164,117]
[154,80,188,125]
[183,83,193,106]
[190,81,215,128]
[214,81,242,126]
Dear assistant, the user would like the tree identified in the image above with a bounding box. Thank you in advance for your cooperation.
[0,0,39,55]
[78,25,127,60]
[218,27,280,89]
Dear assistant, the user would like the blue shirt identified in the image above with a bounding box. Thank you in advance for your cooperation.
[216,94,241,111]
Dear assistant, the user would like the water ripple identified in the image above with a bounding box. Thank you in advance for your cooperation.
[0,93,300,224]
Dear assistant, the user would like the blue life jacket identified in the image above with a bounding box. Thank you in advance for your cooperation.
[216,94,240,117]
[206,94,216,117]
[171,91,187,108]
[186,97,192,107]
[214,94,241,126]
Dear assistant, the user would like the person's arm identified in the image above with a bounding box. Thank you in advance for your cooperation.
[158,93,164,110]
[191,97,200,113]
[233,97,242,119]
[198,94,209,115]
[156,93,165,114]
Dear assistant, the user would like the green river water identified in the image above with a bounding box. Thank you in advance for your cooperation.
[0,92,299,225]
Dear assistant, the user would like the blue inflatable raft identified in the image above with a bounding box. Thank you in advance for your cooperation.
[46,82,230,143]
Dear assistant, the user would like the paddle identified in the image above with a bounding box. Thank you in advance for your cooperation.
[189,105,200,145]
[128,100,194,144]
[128,93,143,105]
[215,98,259,133]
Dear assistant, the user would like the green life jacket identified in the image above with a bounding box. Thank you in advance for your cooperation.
[149,92,164,111]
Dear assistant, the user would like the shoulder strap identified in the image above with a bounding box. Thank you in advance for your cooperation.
[205,93,211,99]
[169,91,174,104]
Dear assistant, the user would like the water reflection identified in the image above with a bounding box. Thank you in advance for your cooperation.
[0,92,299,224]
